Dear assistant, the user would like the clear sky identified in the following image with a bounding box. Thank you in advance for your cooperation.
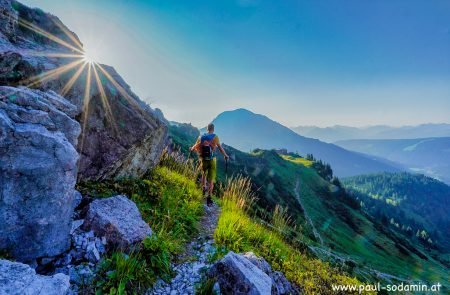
[20,0,450,128]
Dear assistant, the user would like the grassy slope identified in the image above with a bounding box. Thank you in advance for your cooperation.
[214,177,367,295]
[77,159,204,293]
[218,149,449,287]
[281,156,449,286]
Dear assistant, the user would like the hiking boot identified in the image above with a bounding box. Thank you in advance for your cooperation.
[206,195,213,207]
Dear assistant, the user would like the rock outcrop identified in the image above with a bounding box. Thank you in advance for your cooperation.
[0,0,168,181]
[208,252,299,295]
[0,259,70,295]
[0,0,18,42]
[83,195,152,249]
[0,86,80,262]
[243,252,299,295]
[208,251,273,295]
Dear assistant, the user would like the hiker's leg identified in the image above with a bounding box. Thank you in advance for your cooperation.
[208,158,216,196]
[201,173,206,190]
[208,180,214,196]
[201,160,207,191]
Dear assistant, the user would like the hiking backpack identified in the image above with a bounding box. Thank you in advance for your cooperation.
[200,133,216,160]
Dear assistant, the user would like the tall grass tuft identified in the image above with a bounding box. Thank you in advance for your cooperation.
[159,147,200,180]
[221,175,256,212]
[271,204,295,236]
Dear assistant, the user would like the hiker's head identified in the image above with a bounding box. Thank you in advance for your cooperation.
[207,123,214,133]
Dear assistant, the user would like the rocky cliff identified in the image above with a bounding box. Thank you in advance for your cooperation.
[0,0,167,263]
[0,0,168,181]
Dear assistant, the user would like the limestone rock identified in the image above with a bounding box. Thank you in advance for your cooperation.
[0,0,167,181]
[208,251,272,295]
[209,252,299,295]
[243,252,299,295]
[69,264,94,286]
[0,0,18,42]
[0,86,80,262]
[83,195,152,248]
[0,259,70,295]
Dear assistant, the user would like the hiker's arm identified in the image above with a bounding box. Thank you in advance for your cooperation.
[190,137,201,152]
[218,144,229,160]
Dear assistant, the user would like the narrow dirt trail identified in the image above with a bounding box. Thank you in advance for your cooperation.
[148,203,220,295]
[294,179,324,246]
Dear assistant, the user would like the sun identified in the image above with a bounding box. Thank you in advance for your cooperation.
[82,51,95,63]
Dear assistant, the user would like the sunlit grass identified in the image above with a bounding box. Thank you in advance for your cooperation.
[281,154,314,167]
[214,175,370,294]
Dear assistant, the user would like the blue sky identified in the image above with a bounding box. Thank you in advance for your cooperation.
[21,0,450,127]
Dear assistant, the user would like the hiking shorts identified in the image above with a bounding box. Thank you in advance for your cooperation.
[201,158,216,182]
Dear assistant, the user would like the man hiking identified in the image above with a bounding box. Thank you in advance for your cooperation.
[190,123,229,206]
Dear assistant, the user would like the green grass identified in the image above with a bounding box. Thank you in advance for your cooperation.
[214,176,369,295]
[77,151,204,294]
[95,252,152,294]
[281,154,314,167]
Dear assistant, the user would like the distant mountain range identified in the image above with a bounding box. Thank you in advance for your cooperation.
[291,124,450,143]
[336,137,450,184]
[206,108,401,177]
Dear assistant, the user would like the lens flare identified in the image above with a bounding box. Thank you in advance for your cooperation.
[14,14,136,151]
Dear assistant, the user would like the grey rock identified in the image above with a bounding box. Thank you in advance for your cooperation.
[243,252,299,295]
[243,252,272,275]
[69,264,94,286]
[70,220,84,234]
[0,0,167,182]
[0,0,18,42]
[0,86,80,262]
[72,191,83,210]
[83,195,152,249]
[40,257,55,266]
[271,271,296,295]
[208,251,272,295]
[55,253,72,267]
[85,242,100,263]
[0,259,70,295]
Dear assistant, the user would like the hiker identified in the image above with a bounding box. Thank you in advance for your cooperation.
[190,123,229,205]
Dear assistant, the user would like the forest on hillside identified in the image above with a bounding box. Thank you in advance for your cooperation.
[343,172,450,253]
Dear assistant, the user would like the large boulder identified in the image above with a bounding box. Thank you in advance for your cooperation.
[0,86,80,262]
[208,251,272,295]
[243,252,299,295]
[83,195,152,249]
[0,0,168,181]
[0,259,70,295]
